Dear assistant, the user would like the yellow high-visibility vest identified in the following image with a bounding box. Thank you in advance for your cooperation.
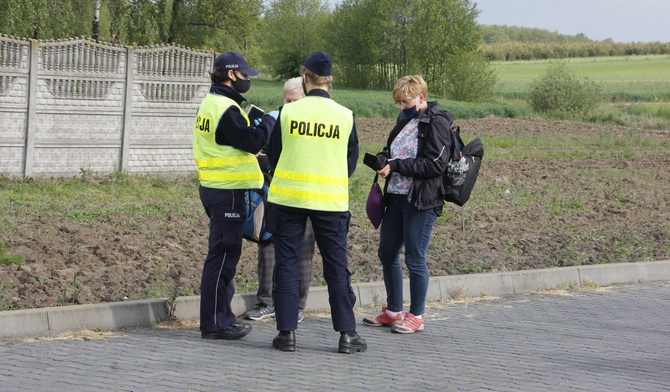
[192,94,263,189]
[268,96,353,211]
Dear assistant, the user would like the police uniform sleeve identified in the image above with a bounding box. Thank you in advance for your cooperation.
[346,121,360,177]
[215,107,273,154]
[266,113,283,171]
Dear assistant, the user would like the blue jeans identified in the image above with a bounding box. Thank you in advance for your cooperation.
[378,194,437,316]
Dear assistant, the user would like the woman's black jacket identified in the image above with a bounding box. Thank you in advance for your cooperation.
[381,101,454,215]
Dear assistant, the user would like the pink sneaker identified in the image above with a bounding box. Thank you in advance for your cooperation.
[362,306,403,327]
[391,312,424,333]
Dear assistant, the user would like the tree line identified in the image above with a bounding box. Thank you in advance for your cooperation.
[1,0,498,102]
[480,25,593,44]
[482,41,670,61]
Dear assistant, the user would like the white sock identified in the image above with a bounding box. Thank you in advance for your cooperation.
[385,309,401,317]
[413,314,423,319]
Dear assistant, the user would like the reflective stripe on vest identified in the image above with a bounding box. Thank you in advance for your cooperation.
[268,96,353,211]
[192,94,263,189]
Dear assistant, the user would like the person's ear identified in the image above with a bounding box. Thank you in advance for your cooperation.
[228,70,237,81]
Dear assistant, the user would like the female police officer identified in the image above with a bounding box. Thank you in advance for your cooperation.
[193,51,276,340]
[265,51,366,354]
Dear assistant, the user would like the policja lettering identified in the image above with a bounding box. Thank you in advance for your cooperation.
[289,120,340,139]
[195,115,213,134]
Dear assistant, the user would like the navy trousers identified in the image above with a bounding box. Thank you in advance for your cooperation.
[199,186,245,333]
[267,204,357,333]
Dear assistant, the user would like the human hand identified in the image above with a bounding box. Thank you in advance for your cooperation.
[254,118,262,126]
[378,163,392,178]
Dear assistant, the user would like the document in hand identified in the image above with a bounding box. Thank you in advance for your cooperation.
[246,104,265,123]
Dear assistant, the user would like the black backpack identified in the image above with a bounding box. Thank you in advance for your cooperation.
[443,125,484,207]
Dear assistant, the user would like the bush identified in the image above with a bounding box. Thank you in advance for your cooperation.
[446,52,498,103]
[528,62,602,117]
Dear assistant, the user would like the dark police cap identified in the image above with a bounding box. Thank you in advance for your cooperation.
[214,51,259,76]
[302,51,332,76]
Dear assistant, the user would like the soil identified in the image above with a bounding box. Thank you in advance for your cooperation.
[1,117,669,311]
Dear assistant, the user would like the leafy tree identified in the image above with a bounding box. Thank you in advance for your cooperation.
[92,0,102,40]
[410,0,492,100]
[169,0,263,51]
[0,0,263,50]
[442,51,496,102]
[323,0,377,87]
[106,0,129,43]
[528,62,602,117]
[256,0,330,79]
[328,0,495,101]
[0,0,94,39]
[122,0,162,45]
[327,0,413,89]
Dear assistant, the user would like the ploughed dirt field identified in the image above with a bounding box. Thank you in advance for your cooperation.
[1,116,669,311]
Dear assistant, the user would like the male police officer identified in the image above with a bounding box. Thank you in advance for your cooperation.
[193,51,276,340]
[266,51,367,354]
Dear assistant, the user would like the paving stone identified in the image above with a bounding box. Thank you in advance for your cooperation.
[1,281,668,391]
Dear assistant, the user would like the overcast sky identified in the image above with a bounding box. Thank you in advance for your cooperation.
[326,0,669,43]
[474,0,669,43]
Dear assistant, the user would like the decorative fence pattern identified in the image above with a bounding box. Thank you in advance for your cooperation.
[0,35,215,177]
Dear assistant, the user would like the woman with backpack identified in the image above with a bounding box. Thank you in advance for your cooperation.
[362,75,453,334]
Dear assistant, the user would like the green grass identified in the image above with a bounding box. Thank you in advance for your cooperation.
[0,171,204,232]
[0,279,11,311]
[494,55,670,102]
[247,55,670,129]
[244,79,533,120]
[0,242,23,265]
[478,129,668,160]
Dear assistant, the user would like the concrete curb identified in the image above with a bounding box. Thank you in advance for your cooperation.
[2,260,669,340]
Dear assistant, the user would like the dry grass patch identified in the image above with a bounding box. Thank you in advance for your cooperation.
[19,329,121,343]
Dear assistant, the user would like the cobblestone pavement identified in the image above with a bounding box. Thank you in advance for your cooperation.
[2,281,669,392]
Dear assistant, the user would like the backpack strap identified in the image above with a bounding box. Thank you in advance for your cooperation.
[430,111,462,160]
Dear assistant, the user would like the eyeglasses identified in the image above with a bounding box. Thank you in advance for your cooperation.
[394,96,415,108]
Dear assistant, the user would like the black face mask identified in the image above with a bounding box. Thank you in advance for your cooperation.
[232,78,251,94]
[401,105,420,119]
[302,81,308,96]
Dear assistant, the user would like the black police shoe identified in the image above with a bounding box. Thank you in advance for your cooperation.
[272,330,296,352]
[338,330,367,354]
[201,322,252,340]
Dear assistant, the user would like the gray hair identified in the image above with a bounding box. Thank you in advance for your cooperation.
[284,77,304,96]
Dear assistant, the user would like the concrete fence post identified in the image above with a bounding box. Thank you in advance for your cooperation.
[120,46,134,172]
[23,39,39,177]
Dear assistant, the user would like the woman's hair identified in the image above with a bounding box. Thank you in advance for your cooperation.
[300,66,332,88]
[392,75,428,103]
[210,69,233,84]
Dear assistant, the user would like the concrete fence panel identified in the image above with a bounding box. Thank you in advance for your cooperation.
[0,35,214,177]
